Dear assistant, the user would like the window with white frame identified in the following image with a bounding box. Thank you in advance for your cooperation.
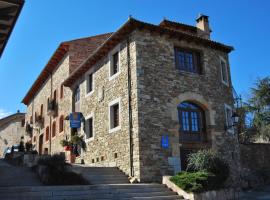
[224,104,234,133]
[109,49,120,78]
[109,99,120,131]
[86,73,93,94]
[85,117,93,139]
[220,58,229,85]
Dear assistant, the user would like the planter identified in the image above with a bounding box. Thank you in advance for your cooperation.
[162,176,239,200]
[64,146,72,151]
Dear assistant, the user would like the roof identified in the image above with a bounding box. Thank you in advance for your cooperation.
[0,0,24,58]
[63,17,234,87]
[0,112,25,127]
[21,33,112,105]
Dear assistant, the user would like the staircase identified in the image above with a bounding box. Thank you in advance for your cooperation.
[70,165,130,184]
[0,184,184,200]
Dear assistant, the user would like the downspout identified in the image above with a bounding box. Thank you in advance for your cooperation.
[49,73,52,155]
[127,36,134,177]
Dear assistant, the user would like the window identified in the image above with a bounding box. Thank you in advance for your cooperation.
[87,73,93,94]
[220,58,229,85]
[175,48,201,74]
[109,98,121,132]
[59,115,64,133]
[53,89,57,102]
[45,126,49,141]
[85,117,93,139]
[178,102,205,141]
[40,104,43,116]
[109,50,120,78]
[52,121,56,137]
[33,136,36,142]
[60,84,64,99]
[225,104,234,133]
[74,86,80,103]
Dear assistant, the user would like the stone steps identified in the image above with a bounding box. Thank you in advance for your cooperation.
[69,165,130,184]
[0,184,184,200]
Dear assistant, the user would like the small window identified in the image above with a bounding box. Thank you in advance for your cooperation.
[225,105,233,129]
[87,73,93,94]
[110,51,120,78]
[220,59,229,85]
[40,104,43,116]
[114,153,118,159]
[53,90,57,102]
[21,119,25,127]
[52,121,56,137]
[85,117,93,139]
[110,103,119,129]
[74,86,80,103]
[33,136,36,142]
[45,127,49,141]
[175,48,201,74]
[59,115,64,133]
[96,157,99,162]
[60,84,64,99]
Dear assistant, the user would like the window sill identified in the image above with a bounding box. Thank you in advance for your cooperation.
[109,71,120,81]
[85,137,94,143]
[109,126,121,133]
[52,135,56,140]
[85,90,94,98]
[58,131,64,136]
[221,80,230,87]
[178,70,203,76]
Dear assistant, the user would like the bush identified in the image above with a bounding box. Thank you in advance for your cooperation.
[36,154,89,185]
[170,171,216,193]
[187,149,229,186]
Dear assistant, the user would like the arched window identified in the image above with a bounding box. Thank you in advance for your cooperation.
[40,104,43,116]
[178,102,206,141]
[52,121,56,137]
[59,115,64,133]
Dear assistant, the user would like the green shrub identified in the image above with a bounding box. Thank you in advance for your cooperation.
[187,149,229,186]
[170,171,216,193]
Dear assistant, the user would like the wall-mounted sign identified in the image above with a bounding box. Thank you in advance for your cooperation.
[69,112,81,128]
[161,135,169,149]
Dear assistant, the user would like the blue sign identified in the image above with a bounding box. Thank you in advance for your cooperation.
[161,135,169,149]
[70,112,81,128]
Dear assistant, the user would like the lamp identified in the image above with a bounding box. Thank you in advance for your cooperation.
[225,112,240,131]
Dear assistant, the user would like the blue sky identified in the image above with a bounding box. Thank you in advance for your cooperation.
[0,0,269,117]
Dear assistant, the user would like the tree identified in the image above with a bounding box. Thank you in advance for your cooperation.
[246,77,270,141]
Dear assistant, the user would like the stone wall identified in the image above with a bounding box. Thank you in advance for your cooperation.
[240,143,270,188]
[77,33,140,178]
[134,29,240,183]
[0,114,25,157]
[25,55,72,155]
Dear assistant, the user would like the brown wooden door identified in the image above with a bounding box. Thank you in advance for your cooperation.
[39,134,43,155]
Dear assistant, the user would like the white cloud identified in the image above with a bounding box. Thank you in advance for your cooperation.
[0,109,11,119]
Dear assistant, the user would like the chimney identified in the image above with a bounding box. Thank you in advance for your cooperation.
[196,14,211,39]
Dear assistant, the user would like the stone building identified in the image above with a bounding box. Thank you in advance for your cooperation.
[63,16,240,183]
[0,111,25,157]
[23,15,240,184]
[22,33,112,155]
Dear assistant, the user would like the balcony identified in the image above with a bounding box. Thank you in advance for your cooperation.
[35,115,44,128]
[47,99,58,116]
[25,123,33,136]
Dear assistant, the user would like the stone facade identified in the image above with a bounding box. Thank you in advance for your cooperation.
[23,17,240,184]
[0,112,25,157]
[25,55,72,155]
[73,20,240,184]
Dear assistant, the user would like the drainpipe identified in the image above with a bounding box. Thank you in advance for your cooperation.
[127,36,134,177]
[49,73,53,155]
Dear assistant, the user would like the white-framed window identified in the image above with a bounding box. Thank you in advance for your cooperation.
[85,72,94,96]
[224,104,234,134]
[85,113,94,142]
[109,46,121,80]
[108,98,121,133]
[220,57,229,86]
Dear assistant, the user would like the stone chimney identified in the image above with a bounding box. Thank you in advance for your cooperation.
[196,14,211,39]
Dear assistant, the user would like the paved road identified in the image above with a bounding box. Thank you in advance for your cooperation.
[240,185,270,200]
[0,158,42,187]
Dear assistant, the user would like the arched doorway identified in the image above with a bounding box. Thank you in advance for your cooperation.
[177,101,207,170]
